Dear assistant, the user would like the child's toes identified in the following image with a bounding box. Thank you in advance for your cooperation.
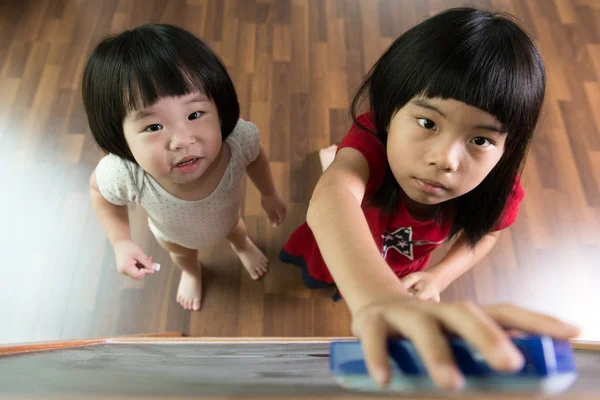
[192,298,201,311]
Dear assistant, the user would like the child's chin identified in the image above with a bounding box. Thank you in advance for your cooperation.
[403,191,452,212]
[172,174,202,184]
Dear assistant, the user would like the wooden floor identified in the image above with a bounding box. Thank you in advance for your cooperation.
[0,0,598,345]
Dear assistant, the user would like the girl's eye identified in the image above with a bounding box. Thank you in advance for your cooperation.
[189,111,203,120]
[144,124,163,132]
[417,117,436,130]
[471,137,492,147]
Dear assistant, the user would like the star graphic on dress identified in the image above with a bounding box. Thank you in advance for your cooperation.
[381,227,444,260]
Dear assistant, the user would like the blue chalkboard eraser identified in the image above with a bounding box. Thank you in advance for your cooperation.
[330,335,577,394]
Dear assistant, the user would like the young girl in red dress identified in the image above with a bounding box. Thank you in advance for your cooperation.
[280,7,579,391]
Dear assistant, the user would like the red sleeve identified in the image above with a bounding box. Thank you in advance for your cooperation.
[336,112,387,199]
[493,176,525,231]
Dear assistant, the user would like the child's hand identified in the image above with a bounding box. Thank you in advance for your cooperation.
[113,240,156,280]
[401,271,441,303]
[351,297,580,391]
[261,193,287,227]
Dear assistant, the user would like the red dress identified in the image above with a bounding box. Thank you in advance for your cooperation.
[280,112,524,287]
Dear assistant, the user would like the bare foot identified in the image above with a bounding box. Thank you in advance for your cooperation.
[230,237,269,280]
[319,144,338,172]
[176,269,202,311]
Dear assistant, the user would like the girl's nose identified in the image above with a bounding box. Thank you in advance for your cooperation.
[427,141,460,172]
[169,127,196,150]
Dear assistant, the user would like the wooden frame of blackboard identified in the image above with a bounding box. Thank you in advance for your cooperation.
[1,335,598,356]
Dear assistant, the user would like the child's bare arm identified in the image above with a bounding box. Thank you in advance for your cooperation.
[306,147,412,314]
[429,231,500,292]
[89,169,131,246]
[89,169,154,278]
[401,232,500,302]
[246,145,286,226]
[246,146,277,196]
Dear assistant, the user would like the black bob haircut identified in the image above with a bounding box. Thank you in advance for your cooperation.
[350,7,546,247]
[82,24,240,163]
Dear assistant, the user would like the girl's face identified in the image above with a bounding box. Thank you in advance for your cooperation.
[122,92,223,186]
[387,97,507,212]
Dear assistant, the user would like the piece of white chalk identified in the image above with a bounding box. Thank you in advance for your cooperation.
[152,263,161,271]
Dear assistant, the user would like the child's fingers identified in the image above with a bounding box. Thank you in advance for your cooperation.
[135,254,154,270]
[140,268,155,276]
[434,302,524,372]
[397,316,464,390]
[414,280,426,292]
[275,210,286,226]
[413,282,439,302]
[400,273,421,290]
[277,207,287,223]
[135,268,154,279]
[483,304,581,339]
[416,287,438,302]
[506,328,528,338]
[124,265,144,280]
[354,317,390,386]
[270,209,287,227]
[125,263,154,279]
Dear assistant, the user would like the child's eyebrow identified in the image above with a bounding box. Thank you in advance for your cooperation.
[411,99,447,117]
[473,124,505,133]
[186,94,209,104]
[411,99,505,133]
[134,109,157,121]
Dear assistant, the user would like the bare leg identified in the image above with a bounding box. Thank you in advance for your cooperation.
[319,144,338,172]
[226,217,269,280]
[156,238,202,311]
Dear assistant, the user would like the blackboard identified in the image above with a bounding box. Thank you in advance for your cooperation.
[0,338,598,399]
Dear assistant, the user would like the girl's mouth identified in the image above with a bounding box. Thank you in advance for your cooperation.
[174,157,202,173]
[176,157,200,167]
